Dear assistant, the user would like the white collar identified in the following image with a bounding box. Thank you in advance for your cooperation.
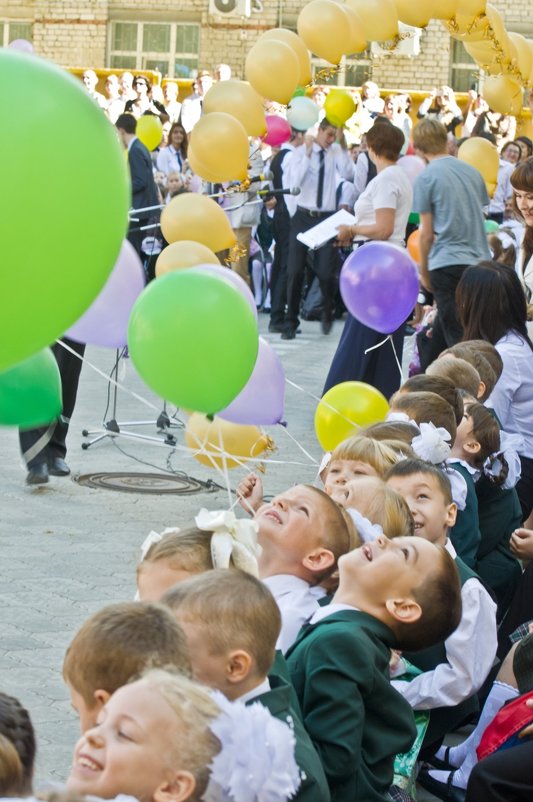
[127,135,137,152]
[262,574,311,594]
[445,538,457,559]
[238,677,271,704]
[310,602,357,625]
[446,457,478,476]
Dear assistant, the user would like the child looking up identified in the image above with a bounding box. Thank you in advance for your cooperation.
[386,459,497,752]
[328,475,414,539]
[285,533,462,802]
[426,355,482,399]
[66,669,301,802]
[442,343,497,402]
[398,374,464,426]
[63,602,191,731]
[137,528,214,602]
[163,569,331,802]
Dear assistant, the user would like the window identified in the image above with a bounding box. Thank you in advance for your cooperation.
[108,21,199,78]
[0,20,33,46]
[450,39,478,93]
[311,53,371,87]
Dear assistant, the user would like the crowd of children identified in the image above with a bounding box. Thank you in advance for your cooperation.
[4,324,533,802]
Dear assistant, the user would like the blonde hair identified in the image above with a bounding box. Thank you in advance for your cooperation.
[348,476,414,537]
[330,435,403,477]
[361,420,420,445]
[412,118,448,154]
[63,602,191,706]
[163,569,281,676]
[138,528,215,579]
[140,670,222,801]
[427,355,481,398]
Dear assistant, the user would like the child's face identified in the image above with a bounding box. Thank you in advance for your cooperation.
[386,472,456,545]
[68,680,182,801]
[167,174,183,194]
[137,562,199,602]
[337,534,439,604]
[255,485,329,563]
[324,459,379,500]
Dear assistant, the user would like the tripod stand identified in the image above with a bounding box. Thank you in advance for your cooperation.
[81,349,183,450]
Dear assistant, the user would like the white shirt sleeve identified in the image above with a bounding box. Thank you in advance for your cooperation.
[332,143,355,182]
[485,349,521,431]
[353,154,369,202]
[283,145,311,194]
[391,579,497,710]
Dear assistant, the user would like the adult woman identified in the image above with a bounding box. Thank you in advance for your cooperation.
[124,76,166,118]
[511,158,533,299]
[457,261,533,521]
[156,122,188,176]
[323,119,413,399]
[417,85,463,135]
[501,140,522,166]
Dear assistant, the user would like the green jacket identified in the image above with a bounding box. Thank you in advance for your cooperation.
[449,462,481,569]
[249,674,331,802]
[286,610,416,802]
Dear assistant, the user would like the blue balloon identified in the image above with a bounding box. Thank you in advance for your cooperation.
[286,96,319,131]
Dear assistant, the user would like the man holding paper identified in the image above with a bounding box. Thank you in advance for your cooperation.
[281,118,354,339]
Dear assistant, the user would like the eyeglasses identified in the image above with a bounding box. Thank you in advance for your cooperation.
[134,81,147,87]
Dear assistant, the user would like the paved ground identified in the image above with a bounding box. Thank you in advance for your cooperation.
[0,314,441,798]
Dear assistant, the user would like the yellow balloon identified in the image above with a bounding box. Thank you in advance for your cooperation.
[485,4,506,44]
[486,181,497,198]
[297,0,352,64]
[203,80,266,137]
[136,115,163,151]
[187,143,228,183]
[483,75,524,116]
[161,194,236,252]
[245,39,300,104]
[459,0,486,16]
[509,32,532,84]
[453,11,489,41]
[528,40,533,87]
[458,136,499,191]
[314,381,389,452]
[259,28,313,86]
[342,4,368,54]
[155,240,220,278]
[346,0,398,42]
[189,112,249,182]
[433,0,458,20]
[394,0,434,29]
[185,413,272,469]
[324,90,356,127]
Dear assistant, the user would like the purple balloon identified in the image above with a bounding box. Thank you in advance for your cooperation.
[192,263,258,322]
[66,239,145,347]
[264,115,291,147]
[340,242,419,334]
[219,337,285,425]
[9,39,34,53]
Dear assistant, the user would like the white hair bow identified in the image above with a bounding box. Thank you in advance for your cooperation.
[411,422,452,464]
[195,508,261,576]
[346,507,384,543]
[139,527,181,559]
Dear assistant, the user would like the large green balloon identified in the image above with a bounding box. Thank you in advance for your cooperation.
[0,348,61,428]
[128,271,259,414]
[0,51,129,372]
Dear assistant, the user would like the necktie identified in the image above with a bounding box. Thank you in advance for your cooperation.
[316,148,325,209]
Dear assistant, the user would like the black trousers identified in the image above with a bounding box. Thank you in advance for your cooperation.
[517,454,533,522]
[323,313,405,400]
[19,338,85,468]
[286,208,337,330]
[466,740,533,801]
[429,263,468,348]
[269,209,291,327]
[498,560,533,660]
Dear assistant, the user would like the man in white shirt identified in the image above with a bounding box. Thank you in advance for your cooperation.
[179,70,213,133]
[282,118,354,339]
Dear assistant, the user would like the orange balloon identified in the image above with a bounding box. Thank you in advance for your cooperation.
[185,413,273,469]
[155,240,220,278]
[407,229,421,263]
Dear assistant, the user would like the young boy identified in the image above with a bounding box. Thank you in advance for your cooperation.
[163,568,331,802]
[285,531,462,802]
[63,601,191,731]
[386,459,497,758]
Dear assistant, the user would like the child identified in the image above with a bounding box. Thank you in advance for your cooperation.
[321,435,403,489]
[63,601,191,731]
[163,568,331,802]
[66,669,301,802]
[463,339,504,384]
[441,343,497,402]
[388,391,457,440]
[285,532,462,802]
[426,355,482,399]
[362,420,421,446]
[328,475,415,539]
[398,374,464,426]
[385,459,497,753]
[137,528,214,602]
[0,692,35,796]
[450,401,522,616]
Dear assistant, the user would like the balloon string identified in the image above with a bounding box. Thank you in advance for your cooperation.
[277,423,319,466]
[364,334,404,382]
[285,378,362,430]
[218,427,233,510]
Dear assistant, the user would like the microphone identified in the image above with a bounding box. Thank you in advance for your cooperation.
[257,186,301,197]
[246,171,274,184]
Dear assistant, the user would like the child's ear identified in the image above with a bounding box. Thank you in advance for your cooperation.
[303,548,335,575]
[477,381,486,399]
[446,502,457,528]
[93,689,111,708]
[385,598,422,624]
[463,438,481,458]
[227,650,253,684]
[154,772,196,802]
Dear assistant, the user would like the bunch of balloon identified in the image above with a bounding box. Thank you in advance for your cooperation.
[185,414,273,470]
[0,51,129,372]
[160,194,236,252]
[136,115,163,151]
[315,381,390,451]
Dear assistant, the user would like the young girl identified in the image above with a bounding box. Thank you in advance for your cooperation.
[66,669,300,802]
[329,475,415,540]
[0,692,35,797]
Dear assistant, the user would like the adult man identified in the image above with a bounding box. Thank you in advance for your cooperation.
[115,113,160,257]
[163,82,182,123]
[268,128,305,333]
[82,69,106,109]
[413,119,490,361]
[179,70,213,133]
[119,71,137,102]
[281,117,354,339]
[103,74,125,124]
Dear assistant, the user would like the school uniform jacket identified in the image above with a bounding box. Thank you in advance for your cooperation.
[286,610,416,802]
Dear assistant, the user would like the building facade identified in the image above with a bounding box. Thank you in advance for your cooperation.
[1,0,532,93]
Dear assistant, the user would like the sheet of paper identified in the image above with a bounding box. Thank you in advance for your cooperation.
[296,209,357,250]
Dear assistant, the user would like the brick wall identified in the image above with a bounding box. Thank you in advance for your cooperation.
[1,0,532,87]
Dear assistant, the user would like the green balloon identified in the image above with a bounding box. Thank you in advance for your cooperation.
[408,212,420,225]
[484,219,500,233]
[0,52,129,373]
[0,348,61,428]
[128,271,259,414]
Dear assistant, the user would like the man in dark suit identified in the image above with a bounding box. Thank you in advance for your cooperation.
[115,113,160,256]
